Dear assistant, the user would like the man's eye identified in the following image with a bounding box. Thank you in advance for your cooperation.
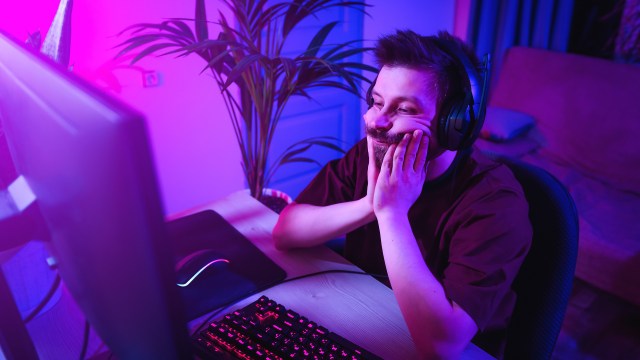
[398,107,413,114]
[374,101,383,108]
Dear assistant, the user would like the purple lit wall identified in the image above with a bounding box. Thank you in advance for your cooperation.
[0,0,243,216]
[0,1,457,216]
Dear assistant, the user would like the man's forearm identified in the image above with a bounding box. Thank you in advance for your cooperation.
[376,213,477,359]
[272,199,374,250]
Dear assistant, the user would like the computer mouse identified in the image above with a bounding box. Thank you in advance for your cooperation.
[175,249,230,288]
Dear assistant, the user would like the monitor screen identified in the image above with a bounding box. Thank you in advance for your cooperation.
[0,31,191,358]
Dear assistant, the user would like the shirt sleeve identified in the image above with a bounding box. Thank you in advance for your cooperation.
[295,139,367,206]
[441,175,533,332]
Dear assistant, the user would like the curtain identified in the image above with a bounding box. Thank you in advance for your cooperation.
[466,0,575,84]
[615,0,640,63]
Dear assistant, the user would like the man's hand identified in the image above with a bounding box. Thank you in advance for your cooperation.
[365,136,380,210]
[373,130,429,218]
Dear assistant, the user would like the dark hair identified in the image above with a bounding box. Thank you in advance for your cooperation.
[373,30,480,116]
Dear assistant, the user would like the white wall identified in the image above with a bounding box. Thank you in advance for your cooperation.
[1,0,244,216]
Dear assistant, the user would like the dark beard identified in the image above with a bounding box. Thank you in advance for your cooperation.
[366,127,406,168]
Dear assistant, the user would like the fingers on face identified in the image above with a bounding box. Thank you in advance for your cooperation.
[394,133,410,169]
[367,136,374,159]
[405,130,423,172]
[378,130,428,175]
[415,131,429,173]
[381,143,397,175]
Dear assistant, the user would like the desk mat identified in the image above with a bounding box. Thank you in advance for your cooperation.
[167,209,286,320]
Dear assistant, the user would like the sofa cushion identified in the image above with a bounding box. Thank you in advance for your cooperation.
[480,106,536,142]
[474,134,540,159]
[570,176,640,307]
[519,152,640,306]
[490,47,640,195]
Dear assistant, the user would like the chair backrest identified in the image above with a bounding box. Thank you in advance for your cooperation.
[500,159,579,359]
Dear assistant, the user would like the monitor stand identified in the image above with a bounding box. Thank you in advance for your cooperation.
[0,176,44,359]
[0,248,39,360]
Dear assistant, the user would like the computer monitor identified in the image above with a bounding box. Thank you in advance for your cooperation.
[0,30,191,358]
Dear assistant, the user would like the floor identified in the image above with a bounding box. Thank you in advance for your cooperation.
[552,279,640,360]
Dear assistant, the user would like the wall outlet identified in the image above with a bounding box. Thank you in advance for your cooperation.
[142,70,162,88]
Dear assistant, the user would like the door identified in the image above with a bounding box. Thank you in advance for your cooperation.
[267,3,366,199]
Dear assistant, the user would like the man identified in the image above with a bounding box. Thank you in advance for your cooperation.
[272,30,532,359]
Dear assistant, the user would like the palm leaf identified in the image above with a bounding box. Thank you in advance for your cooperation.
[118,22,161,36]
[222,53,264,90]
[337,61,378,72]
[280,157,322,166]
[302,80,356,95]
[250,1,288,35]
[282,0,306,38]
[199,47,239,75]
[165,20,196,41]
[130,43,182,64]
[119,21,193,40]
[115,35,188,60]
[272,56,297,82]
[316,39,370,60]
[265,136,346,185]
[195,0,208,42]
[325,47,370,62]
[303,21,338,57]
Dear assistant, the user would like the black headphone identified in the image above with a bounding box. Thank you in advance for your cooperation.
[366,40,491,151]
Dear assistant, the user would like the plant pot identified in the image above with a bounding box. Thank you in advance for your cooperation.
[254,188,293,214]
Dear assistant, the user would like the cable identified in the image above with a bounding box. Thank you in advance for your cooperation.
[192,269,388,335]
[23,272,61,324]
[19,265,91,359]
[78,318,90,360]
[22,270,92,360]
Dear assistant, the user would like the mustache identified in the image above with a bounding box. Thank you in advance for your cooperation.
[366,127,406,144]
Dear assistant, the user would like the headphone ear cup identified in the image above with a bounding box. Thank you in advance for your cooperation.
[431,39,489,151]
[438,92,474,150]
[438,101,453,150]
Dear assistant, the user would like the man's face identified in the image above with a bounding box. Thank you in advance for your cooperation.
[364,65,440,168]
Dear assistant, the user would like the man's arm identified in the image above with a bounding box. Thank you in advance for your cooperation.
[272,199,374,249]
[377,214,478,359]
[273,138,380,250]
[374,131,477,359]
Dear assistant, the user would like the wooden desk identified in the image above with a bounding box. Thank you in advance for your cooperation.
[14,191,493,359]
[178,191,494,360]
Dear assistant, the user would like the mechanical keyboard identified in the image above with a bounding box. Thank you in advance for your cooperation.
[192,295,382,359]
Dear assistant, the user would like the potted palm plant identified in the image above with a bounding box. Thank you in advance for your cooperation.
[116,0,375,210]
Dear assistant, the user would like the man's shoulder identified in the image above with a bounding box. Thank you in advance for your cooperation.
[349,138,368,157]
[463,149,527,199]
[333,138,368,169]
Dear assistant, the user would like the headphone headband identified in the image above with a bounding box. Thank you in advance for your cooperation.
[432,38,481,114]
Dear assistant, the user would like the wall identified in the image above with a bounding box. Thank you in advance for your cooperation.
[0,0,456,215]
[363,1,456,66]
[0,0,243,216]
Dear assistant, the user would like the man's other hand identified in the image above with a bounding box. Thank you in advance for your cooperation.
[373,130,429,217]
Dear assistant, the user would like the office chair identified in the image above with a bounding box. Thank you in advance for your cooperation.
[500,158,579,359]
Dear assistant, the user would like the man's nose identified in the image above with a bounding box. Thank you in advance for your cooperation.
[370,111,392,132]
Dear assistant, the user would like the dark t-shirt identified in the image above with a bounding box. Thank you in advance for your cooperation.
[296,139,532,357]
